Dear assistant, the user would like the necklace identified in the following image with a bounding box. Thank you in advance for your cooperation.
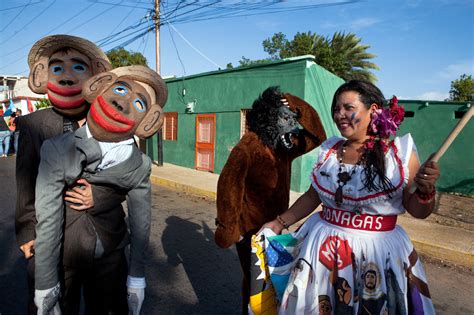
[335,142,363,206]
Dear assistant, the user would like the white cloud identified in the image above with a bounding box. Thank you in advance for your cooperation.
[404,0,423,7]
[255,20,281,31]
[412,91,449,101]
[321,17,379,31]
[350,18,379,30]
[437,60,474,80]
[321,21,339,29]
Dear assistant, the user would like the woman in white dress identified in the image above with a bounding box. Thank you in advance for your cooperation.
[263,80,439,314]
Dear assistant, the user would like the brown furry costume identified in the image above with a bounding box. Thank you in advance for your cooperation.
[215,87,327,311]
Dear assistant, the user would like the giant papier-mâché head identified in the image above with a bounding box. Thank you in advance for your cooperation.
[28,35,112,117]
[82,65,168,142]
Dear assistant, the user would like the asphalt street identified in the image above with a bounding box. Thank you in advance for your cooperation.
[1,156,473,314]
[0,156,242,315]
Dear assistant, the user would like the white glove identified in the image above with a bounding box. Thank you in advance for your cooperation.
[127,276,145,315]
[34,282,61,315]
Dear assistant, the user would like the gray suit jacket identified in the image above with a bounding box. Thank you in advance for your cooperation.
[34,126,152,290]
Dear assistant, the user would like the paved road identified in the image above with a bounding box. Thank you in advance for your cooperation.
[1,156,473,314]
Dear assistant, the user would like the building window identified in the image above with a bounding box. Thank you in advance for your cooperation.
[240,109,250,138]
[163,112,178,141]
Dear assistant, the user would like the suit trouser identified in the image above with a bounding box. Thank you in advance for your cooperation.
[236,230,258,315]
[27,257,37,315]
[62,249,129,315]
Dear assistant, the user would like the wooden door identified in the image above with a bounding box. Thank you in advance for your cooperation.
[195,114,216,172]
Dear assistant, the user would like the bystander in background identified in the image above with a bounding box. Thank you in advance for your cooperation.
[8,109,21,154]
[0,110,12,157]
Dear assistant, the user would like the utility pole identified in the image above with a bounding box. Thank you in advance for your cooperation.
[155,0,164,166]
[155,0,160,74]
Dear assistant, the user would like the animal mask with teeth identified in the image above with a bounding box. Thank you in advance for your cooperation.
[246,86,300,151]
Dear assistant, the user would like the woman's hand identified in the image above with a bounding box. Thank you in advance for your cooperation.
[64,179,94,211]
[259,219,284,235]
[413,158,440,194]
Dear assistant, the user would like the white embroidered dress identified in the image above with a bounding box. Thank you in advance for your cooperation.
[278,134,435,315]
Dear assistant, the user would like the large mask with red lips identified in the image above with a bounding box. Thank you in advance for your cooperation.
[28,35,112,117]
[82,65,168,142]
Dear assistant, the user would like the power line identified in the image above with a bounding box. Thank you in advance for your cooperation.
[62,1,125,34]
[137,19,153,53]
[1,0,359,74]
[0,1,42,12]
[98,24,151,48]
[3,0,57,44]
[1,1,97,59]
[165,19,222,69]
[106,28,152,52]
[167,1,359,25]
[89,0,152,10]
[1,0,125,69]
[141,21,152,55]
[1,0,34,32]
[105,0,141,37]
[166,19,186,77]
[96,17,150,47]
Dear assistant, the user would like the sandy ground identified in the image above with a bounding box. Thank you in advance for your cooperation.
[427,192,474,230]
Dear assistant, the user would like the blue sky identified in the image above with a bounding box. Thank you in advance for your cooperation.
[1,0,473,101]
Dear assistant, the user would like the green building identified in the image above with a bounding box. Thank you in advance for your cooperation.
[147,55,343,193]
[147,55,473,195]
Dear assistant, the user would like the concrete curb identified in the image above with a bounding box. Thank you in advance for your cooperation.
[150,173,473,268]
[411,240,473,267]
[150,175,217,200]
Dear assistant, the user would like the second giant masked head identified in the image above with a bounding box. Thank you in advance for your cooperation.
[82,65,168,142]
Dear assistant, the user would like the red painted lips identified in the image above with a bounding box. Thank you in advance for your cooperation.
[90,96,134,133]
[47,82,82,96]
[47,82,84,109]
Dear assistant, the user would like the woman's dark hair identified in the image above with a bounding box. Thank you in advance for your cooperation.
[332,80,396,195]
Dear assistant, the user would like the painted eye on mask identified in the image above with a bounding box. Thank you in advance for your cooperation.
[72,63,87,73]
[113,86,129,96]
[50,65,64,75]
[133,97,146,112]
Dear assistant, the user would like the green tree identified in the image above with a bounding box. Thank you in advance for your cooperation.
[447,74,474,102]
[35,98,52,110]
[226,57,273,69]
[235,31,379,82]
[106,48,148,68]
[238,56,272,67]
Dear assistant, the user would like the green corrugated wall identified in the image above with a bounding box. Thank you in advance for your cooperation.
[148,58,312,184]
[397,101,473,195]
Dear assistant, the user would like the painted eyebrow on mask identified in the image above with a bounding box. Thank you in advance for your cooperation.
[71,57,89,65]
[48,58,64,65]
[115,81,133,90]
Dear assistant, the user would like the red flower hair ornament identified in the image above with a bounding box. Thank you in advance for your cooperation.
[366,96,405,153]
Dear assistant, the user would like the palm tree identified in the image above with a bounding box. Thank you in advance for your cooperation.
[328,32,379,82]
[262,31,379,82]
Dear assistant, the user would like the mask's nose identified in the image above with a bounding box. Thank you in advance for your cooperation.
[58,79,75,86]
[111,99,125,112]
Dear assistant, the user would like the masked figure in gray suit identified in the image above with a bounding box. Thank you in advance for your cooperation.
[34,66,167,315]
[15,35,114,314]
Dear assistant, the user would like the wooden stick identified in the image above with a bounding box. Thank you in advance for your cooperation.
[409,105,474,194]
